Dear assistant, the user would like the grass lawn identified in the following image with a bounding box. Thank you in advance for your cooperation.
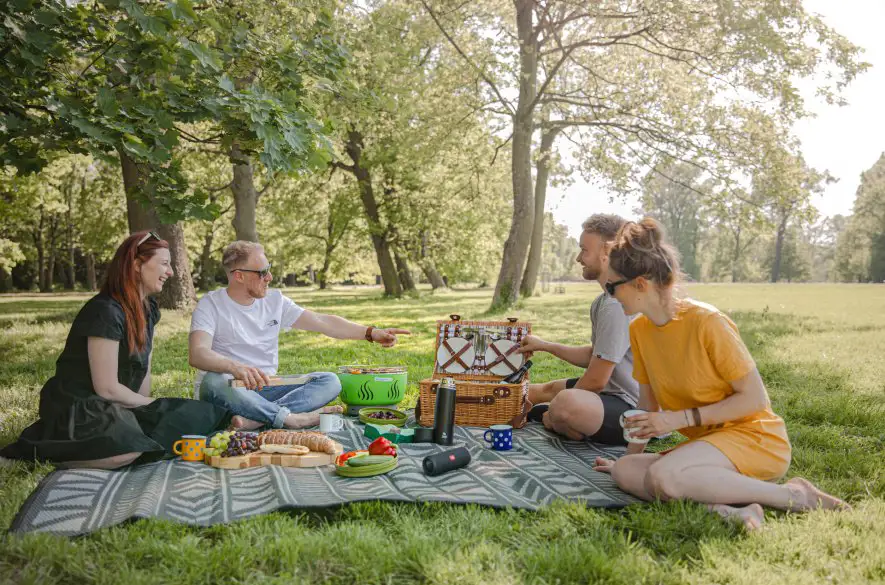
[0,283,883,584]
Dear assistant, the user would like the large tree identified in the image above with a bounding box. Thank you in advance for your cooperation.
[421,0,867,308]
[1,0,345,307]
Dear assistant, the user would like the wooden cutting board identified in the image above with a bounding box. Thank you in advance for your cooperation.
[205,441,343,469]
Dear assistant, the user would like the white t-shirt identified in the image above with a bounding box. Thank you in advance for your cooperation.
[190,288,305,396]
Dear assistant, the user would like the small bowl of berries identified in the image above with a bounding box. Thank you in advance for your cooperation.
[358,407,408,427]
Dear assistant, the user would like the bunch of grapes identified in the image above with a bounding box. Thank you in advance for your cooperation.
[368,411,401,420]
[221,431,259,457]
[205,431,259,458]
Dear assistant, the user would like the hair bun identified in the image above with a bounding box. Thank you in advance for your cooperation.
[638,218,664,247]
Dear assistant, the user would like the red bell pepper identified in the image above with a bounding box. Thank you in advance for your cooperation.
[368,437,397,457]
[336,450,362,466]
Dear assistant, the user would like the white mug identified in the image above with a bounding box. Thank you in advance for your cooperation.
[319,413,344,433]
[619,409,650,445]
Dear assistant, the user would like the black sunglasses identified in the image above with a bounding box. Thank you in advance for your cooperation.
[136,231,160,246]
[604,277,635,296]
[233,262,273,278]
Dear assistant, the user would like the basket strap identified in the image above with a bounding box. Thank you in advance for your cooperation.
[485,342,520,372]
[441,339,471,370]
[428,383,514,405]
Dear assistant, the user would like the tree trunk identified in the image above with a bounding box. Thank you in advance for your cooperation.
[45,216,58,292]
[197,226,215,291]
[0,267,10,293]
[394,248,416,292]
[64,182,76,290]
[229,143,260,243]
[491,0,537,310]
[520,125,559,297]
[34,207,47,292]
[731,226,741,283]
[86,252,96,290]
[771,217,787,283]
[419,259,446,290]
[343,129,401,297]
[119,148,196,309]
[318,249,332,290]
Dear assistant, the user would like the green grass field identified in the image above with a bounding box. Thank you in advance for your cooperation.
[1,283,883,584]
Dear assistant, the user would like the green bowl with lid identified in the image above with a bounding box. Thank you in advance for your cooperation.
[359,407,407,427]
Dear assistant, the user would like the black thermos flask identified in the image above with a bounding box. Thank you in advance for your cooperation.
[433,376,457,445]
[423,446,471,476]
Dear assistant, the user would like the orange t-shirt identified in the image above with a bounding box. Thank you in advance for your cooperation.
[630,299,791,480]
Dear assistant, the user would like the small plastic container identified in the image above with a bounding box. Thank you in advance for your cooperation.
[363,423,414,444]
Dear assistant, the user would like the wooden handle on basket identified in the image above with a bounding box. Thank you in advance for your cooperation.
[450,314,461,321]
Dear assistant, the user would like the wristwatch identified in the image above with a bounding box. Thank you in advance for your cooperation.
[365,326,375,343]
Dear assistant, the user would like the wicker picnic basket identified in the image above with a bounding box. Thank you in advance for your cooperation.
[417,315,531,428]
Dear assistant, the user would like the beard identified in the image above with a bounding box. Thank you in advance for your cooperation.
[248,282,268,298]
[582,265,601,281]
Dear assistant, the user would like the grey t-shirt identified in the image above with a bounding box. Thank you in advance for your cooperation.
[589,292,640,407]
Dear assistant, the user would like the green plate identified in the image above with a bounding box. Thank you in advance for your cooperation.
[358,408,407,427]
[335,455,398,478]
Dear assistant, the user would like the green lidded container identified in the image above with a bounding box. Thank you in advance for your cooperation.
[337,365,407,416]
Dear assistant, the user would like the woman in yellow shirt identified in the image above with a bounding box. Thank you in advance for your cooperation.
[593,218,847,530]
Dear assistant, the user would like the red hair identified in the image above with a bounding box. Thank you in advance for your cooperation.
[101,231,169,354]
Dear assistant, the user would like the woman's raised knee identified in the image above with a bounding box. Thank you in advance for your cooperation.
[645,462,684,501]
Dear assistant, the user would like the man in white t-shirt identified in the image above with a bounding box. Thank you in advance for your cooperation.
[188,241,409,429]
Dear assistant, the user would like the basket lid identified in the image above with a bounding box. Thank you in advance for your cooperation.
[432,317,531,381]
[338,365,407,374]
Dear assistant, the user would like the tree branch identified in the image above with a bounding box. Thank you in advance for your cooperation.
[419,0,515,116]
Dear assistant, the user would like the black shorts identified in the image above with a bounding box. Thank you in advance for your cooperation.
[565,377,632,446]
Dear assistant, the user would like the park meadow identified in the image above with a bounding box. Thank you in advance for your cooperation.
[1,282,882,585]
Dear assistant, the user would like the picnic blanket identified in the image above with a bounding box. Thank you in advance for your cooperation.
[9,418,639,536]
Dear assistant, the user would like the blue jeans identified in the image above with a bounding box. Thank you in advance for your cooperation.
[199,372,341,428]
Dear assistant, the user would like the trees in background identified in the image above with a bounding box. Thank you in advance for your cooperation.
[834,154,885,283]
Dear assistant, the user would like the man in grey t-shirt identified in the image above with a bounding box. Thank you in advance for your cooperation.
[518,214,639,445]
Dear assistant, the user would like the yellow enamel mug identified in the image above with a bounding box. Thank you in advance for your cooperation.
[173,435,207,461]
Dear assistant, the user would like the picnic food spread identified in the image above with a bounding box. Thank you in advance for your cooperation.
[203,430,343,469]
[335,438,399,477]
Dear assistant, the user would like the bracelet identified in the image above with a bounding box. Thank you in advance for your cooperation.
[691,407,702,426]
[365,326,375,343]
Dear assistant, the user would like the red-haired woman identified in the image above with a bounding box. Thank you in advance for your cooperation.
[0,231,256,469]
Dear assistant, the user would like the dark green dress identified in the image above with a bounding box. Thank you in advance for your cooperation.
[0,293,232,463]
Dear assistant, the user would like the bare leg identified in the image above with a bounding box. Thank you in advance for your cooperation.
[58,452,142,470]
[527,379,568,405]
[645,441,847,512]
[608,453,661,500]
[543,388,606,441]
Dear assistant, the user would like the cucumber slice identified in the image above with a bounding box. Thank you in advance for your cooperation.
[346,455,395,467]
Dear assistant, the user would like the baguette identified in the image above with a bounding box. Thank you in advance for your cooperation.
[257,430,339,454]
[259,444,309,455]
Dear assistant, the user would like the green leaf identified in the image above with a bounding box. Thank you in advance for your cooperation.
[71,117,114,145]
[167,0,197,23]
[96,87,117,117]
[219,74,235,93]
[178,37,221,71]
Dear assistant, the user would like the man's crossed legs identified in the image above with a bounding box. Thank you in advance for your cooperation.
[200,371,342,429]
[529,378,631,445]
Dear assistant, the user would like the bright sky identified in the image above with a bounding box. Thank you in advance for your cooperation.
[548,0,885,238]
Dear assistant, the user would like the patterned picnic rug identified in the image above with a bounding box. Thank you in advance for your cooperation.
[9,419,639,536]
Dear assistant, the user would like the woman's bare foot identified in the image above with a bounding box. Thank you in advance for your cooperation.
[709,503,765,531]
[320,405,344,414]
[785,477,850,512]
[230,415,263,431]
